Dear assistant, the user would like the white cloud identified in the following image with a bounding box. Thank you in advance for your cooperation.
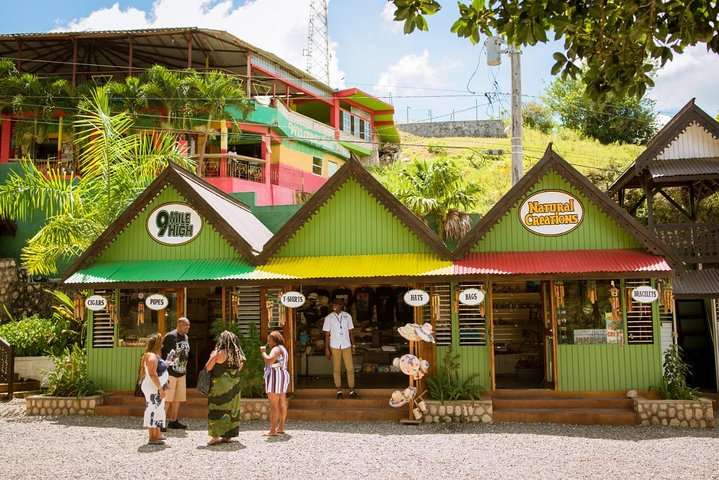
[52,0,346,87]
[651,45,719,116]
[375,50,441,97]
[380,2,403,34]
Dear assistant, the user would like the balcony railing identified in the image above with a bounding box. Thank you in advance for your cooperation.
[195,153,265,183]
[654,223,719,264]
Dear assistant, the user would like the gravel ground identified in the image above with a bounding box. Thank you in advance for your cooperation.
[2,399,719,480]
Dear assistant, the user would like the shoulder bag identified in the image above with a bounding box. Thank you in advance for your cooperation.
[197,368,212,396]
[134,354,146,397]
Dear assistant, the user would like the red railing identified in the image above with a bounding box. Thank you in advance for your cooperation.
[270,163,304,191]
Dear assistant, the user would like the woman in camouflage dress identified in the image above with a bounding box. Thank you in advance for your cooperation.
[204,330,245,445]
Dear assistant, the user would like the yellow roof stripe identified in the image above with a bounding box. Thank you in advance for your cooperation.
[255,254,452,279]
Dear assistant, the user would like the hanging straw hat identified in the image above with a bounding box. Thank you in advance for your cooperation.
[398,323,419,341]
[420,359,430,374]
[399,354,420,376]
[402,386,417,401]
[414,323,436,343]
[389,390,408,408]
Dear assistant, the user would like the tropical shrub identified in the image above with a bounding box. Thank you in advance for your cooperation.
[654,345,699,400]
[0,315,54,356]
[426,346,482,402]
[45,344,103,398]
[210,319,264,398]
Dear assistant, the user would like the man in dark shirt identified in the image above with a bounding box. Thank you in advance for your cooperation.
[162,317,190,430]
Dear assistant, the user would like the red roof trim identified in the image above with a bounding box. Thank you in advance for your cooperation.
[454,249,672,275]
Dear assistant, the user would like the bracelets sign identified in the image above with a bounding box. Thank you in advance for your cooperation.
[519,190,584,236]
[458,288,485,306]
[280,291,306,308]
[404,289,430,307]
[146,202,203,246]
[145,294,169,311]
[631,286,659,303]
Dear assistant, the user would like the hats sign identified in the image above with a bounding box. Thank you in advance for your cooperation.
[403,289,430,307]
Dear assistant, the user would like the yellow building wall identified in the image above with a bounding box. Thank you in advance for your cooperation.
[273,143,345,175]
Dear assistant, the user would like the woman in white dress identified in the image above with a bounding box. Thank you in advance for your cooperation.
[140,333,169,445]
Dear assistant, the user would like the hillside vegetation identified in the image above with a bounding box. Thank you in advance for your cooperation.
[379,126,645,215]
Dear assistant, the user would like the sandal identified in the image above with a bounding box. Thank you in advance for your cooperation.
[221,437,235,443]
[262,432,278,437]
[207,438,223,446]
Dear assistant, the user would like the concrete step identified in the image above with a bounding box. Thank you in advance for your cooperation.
[293,388,396,398]
[492,397,634,410]
[289,397,390,409]
[488,389,635,399]
[287,406,407,422]
[493,408,638,425]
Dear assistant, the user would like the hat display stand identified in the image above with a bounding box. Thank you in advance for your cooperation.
[395,325,431,425]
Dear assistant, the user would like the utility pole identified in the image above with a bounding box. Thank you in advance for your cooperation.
[485,36,523,185]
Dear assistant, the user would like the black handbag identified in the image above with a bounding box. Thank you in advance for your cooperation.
[134,353,145,397]
[134,382,143,397]
[197,368,212,396]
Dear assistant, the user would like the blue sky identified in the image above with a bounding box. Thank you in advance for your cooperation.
[3,0,718,125]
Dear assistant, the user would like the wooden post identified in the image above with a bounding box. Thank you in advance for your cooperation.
[219,121,228,176]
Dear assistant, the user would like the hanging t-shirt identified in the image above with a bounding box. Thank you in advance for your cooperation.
[394,286,414,323]
[331,287,353,310]
[354,286,375,322]
[375,286,395,326]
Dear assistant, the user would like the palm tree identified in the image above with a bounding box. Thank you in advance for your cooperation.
[386,157,481,241]
[143,65,196,133]
[0,87,192,275]
[106,76,149,121]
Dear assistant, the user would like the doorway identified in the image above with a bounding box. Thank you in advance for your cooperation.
[492,281,549,389]
[676,299,717,390]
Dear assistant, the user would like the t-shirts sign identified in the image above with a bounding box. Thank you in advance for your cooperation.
[146,202,203,246]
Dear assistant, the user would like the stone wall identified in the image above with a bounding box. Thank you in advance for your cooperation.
[0,258,18,316]
[421,400,493,423]
[239,398,270,421]
[634,396,716,428]
[26,394,104,416]
[0,258,61,321]
[398,120,506,138]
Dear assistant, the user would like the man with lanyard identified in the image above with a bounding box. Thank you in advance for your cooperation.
[162,317,191,430]
[323,299,359,399]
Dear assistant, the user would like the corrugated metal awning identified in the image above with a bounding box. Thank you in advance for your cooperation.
[454,249,672,275]
[674,269,719,298]
[253,254,452,280]
[65,259,254,284]
[649,158,719,181]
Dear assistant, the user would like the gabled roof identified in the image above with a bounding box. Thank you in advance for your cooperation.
[256,154,451,263]
[609,99,719,194]
[453,145,681,267]
[62,162,272,282]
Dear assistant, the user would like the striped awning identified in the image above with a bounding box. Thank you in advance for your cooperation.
[454,249,672,275]
[252,254,452,280]
[65,259,255,284]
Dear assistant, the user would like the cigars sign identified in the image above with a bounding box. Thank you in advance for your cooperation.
[519,190,584,236]
[146,203,203,246]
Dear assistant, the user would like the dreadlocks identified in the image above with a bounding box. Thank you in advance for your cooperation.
[215,330,246,367]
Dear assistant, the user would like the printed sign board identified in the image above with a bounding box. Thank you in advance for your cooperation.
[145,294,169,311]
[403,289,430,307]
[519,190,584,236]
[631,286,659,303]
[280,291,306,308]
[458,288,485,306]
[146,203,203,246]
[85,295,107,311]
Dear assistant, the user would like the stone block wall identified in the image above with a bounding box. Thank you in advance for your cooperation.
[634,396,716,428]
[421,400,493,423]
[26,395,104,416]
[239,399,270,421]
[399,120,506,138]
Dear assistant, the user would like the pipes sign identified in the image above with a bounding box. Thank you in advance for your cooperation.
[459,288,485,306]
[280,291,305,308]
[631,286,659,303]
[145,294,169,311]
[147,203,203,246]
[85,295,107,311]
[404,289,430,307]
[519,190,584,236]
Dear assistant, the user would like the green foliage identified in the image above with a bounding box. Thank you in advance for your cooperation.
[426,346,482,402]
[654,345,699,400]
[543,75,658,145]
[210,319,265,398]
[45,344,103,398]
[522,101,555,135]
[388,0,719,101]
[426,141,447,155]
[0,315,54,356]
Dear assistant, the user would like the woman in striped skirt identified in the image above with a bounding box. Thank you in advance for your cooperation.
[261,331,290,436]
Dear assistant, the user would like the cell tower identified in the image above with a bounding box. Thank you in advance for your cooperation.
[305,0,330,85]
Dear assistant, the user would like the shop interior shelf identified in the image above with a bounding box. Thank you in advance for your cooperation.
[492,292,541,302]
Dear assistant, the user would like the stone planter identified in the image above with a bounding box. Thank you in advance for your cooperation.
[634,396,716,428]
[421,400,493,424]
[14,356,55,387]
[239,398,270,421]
[26,394,104,416]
